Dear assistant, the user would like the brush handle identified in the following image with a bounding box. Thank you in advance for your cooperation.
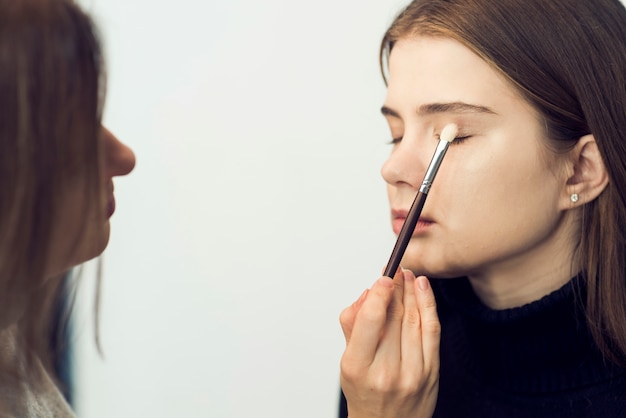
[382,138,452,278]
[383,191,427,277]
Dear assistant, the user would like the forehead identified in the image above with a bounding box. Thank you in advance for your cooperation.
[385,36,523,114]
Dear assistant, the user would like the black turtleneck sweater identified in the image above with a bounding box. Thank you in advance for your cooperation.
[339,277,626,417]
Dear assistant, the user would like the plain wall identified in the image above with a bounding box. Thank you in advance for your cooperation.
[73,1,626,416]
[72,0,408,417]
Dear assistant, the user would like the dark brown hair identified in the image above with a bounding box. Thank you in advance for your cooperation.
[0,0,104,380]
[381,0,626,367]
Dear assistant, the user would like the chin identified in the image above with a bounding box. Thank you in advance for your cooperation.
[400,247,459,278]
[67,226,112,269]
[400,245,430,276]
[44,223,112,279]
[85,229,111,262]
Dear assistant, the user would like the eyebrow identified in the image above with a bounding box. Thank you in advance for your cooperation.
[380,101,497,118]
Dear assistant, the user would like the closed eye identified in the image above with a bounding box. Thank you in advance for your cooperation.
[450,135,471,145]
[388,134,472,145]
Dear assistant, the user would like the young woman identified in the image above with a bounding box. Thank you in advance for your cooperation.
[0,0,135,415]
[339,0,626,416]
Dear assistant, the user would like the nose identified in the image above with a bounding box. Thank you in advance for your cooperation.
[381,138,430,190]
[102,126,136,178]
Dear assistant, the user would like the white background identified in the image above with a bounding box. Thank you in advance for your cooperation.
[72,0,408,417]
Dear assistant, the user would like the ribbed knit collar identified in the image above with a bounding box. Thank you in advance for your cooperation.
[433,276,626,395]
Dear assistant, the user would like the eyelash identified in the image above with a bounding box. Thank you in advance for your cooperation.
[388,134,472,145]
[450,135,471,145]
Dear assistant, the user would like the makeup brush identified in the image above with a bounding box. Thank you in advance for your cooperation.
[383,123,459,278]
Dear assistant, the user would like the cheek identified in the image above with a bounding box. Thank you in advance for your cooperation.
[455,164,559,245]
[437,143,560,234]
[447,138,552,196]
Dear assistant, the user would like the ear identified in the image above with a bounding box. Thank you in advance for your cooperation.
[560,134,609,210]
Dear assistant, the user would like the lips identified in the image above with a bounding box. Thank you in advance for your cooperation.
[391,208,434,236]
[105,182,115,218]
[106,195,116,218]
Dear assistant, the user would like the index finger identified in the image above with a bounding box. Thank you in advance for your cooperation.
[342,276,395,366]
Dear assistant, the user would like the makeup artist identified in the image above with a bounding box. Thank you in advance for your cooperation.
[338,0,626,416]
[0,0,135,415]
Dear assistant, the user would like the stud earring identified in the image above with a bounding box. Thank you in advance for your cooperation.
[570,193,579,203]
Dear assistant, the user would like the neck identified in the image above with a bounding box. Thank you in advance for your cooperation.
[468,267,574,309]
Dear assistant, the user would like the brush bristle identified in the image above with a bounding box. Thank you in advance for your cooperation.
[440,123,459,143]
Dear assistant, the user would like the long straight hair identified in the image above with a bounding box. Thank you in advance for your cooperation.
[0,0,104,381]
[381,0,626,367]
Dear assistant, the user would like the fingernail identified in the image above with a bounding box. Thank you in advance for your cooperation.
[418,276,430,291]
[357,289,369,305]
[377,277,394,288]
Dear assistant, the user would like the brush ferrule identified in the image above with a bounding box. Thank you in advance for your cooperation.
[419,140,451,194]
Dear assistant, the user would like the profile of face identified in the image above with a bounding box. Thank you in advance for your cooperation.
[381,36,580,285]
[46,127,136,278]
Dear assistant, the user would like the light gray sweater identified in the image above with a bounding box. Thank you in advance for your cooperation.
[0,328,75,417]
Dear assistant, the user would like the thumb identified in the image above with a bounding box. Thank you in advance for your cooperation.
[339,288,369,343]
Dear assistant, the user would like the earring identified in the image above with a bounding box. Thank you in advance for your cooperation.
[570,193,579,203]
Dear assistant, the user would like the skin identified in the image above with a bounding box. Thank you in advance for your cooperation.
[340,35,609,418]
[0,127,134,330]
[380,36,583,308]
[46,126,135,278]
[340,269,440,418]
